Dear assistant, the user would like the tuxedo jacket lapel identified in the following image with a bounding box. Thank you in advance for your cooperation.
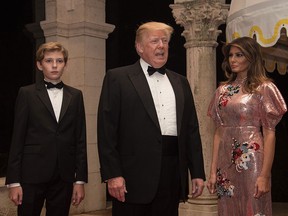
[128,63,185,134]
[36,82,72,123]
[59,87,72,122]
[36,82,57,121]
[128,65,161,131]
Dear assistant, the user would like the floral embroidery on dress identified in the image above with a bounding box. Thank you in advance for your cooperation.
[216,168,235,198]
[218,84,240,109]
[231,138,260,172]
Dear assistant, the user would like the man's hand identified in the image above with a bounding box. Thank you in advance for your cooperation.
[191,178,204,198]
[71,184,85,206]
[107,177,127,202]
[9,186,23,206]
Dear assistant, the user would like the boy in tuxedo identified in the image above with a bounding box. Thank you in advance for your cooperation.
[6,42,88,216]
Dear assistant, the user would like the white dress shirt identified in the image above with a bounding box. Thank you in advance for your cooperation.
[46,85,63,122]
[140,59,177,136]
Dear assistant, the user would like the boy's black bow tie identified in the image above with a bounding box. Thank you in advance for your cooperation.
[44,81,64,89]
[147,66,166,76]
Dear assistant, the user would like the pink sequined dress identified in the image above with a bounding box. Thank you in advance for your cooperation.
[207,79,287,216]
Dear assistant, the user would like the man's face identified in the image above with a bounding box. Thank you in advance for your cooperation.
[37,51,66,82]
[136,30,169,68]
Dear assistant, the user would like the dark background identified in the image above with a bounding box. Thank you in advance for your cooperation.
[1,0,287,202]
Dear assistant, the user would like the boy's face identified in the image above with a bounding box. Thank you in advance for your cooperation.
[37,51,66,82]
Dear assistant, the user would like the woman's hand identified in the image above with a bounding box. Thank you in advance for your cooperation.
[207,174,217,194]
[254,176,270,199]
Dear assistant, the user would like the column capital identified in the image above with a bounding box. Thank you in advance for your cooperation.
[170,1,229,47]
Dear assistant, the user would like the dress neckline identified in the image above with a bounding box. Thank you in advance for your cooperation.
[234,77,247,84]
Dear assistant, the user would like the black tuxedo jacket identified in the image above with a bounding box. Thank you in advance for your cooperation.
[97,61,205,203]
[6,80,87,185]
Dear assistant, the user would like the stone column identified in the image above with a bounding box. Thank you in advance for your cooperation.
[170,1,229,215]
[39,0,114,214]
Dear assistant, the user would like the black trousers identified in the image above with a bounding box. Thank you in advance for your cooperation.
[112,136,180,216]
[18,174,73,216]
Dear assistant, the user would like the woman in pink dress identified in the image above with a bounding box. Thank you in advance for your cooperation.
[207,37,287,216]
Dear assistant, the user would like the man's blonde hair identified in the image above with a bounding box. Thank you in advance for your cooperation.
[135,21,174,43]
[36,42,68,63]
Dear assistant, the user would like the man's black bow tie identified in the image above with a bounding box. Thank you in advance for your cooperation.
[44,81,64,89]
[147,66,166,76]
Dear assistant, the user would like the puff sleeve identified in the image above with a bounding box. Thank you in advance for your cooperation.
[259,82,287,130]
[207,85,224,128]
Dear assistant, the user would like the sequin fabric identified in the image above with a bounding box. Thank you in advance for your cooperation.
[208,80,287,216]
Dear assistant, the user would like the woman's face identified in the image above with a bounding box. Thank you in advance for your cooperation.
[228,46,249,78]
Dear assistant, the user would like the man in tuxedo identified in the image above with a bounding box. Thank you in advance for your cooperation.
[6,42,88,216]
[97,21,205,216]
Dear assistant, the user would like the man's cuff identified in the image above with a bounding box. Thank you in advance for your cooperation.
[7,183,21,188]
[74,181,85,184]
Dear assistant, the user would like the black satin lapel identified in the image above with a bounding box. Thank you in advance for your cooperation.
[36,84,57,121]
[167,72,184,135]
[59,87,72,122]
[129,72,161,131]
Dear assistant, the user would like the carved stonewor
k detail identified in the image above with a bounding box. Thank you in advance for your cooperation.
[170,1,229,46]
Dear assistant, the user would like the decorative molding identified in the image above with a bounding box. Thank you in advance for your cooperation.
[40,21,115,39]
[170,1,229,47]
